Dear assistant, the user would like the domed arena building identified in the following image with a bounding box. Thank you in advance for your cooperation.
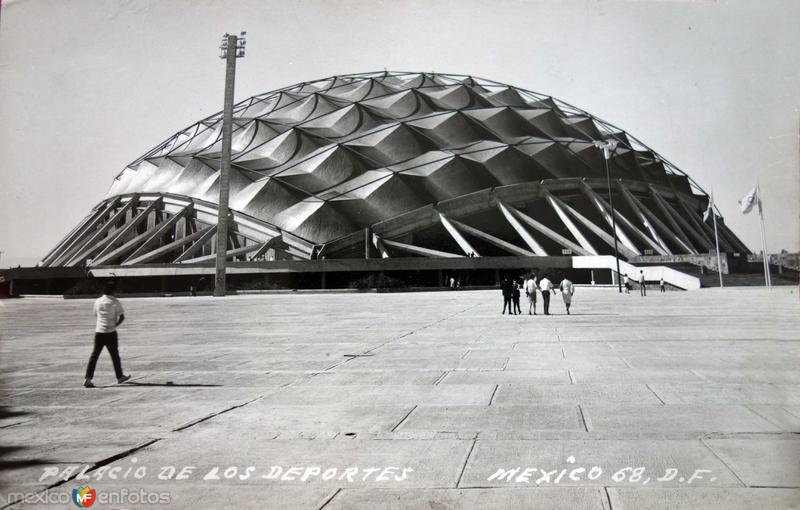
[35,71,751,291]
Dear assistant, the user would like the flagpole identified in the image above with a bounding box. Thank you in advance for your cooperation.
[756,182,771,288]
[710,189,723,287]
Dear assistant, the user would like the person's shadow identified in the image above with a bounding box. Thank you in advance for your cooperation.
[123,381,222,387]
[0,407,48,487]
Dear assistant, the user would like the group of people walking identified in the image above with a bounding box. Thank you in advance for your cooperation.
[501,272,574,316]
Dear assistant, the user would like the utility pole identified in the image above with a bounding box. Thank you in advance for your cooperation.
[214,31,246,297]
[594,140,622,293]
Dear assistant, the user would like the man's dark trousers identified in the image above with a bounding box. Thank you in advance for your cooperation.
[542,291,551,315]
[85,331,123,379]
[503,296,513,314]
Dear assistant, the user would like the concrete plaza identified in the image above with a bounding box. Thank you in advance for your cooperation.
[1,286,799,509]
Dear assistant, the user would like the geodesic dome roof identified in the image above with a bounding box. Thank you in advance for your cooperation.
[42,71,749,267]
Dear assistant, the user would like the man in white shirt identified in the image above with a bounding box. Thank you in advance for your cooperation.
[524,274,538,315]
[539,274,554,315]
[84,282,131,388]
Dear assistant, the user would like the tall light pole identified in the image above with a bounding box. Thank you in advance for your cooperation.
[214,31,246,297]
[593,140,622,293]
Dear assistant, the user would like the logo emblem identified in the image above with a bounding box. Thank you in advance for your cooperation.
[72,486,96,507]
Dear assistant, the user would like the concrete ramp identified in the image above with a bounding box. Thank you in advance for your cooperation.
[573,255,701,290]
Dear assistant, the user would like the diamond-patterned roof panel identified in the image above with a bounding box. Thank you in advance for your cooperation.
[418,84,484,110]
[392,153,498,202]
[464,107,548,139]
[198,167,253,203]
[457,143,552,184]
[484,87,529,107]
[231,177,304,220]
[407,112,498,148]
[300,104,379,139]
[272,199,355,242]
[327,172,428,227]
[273,145,368,194]
[360,89,431,120]
[162,159,216,196]
[344,124,432,167]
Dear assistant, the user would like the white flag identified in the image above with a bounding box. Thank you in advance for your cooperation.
[738,187,759,214]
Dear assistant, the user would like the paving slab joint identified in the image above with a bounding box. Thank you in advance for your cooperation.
[432,371,448,385]
[172,395,263,432]
[699,437,749,487]
[390,405,418,432]
[744,404,792,431]
[644,383,667,405]
[316,488,342,510]
[578,405,590,432]
[488,384,499,405]
[603,486,614,510]
[455,439,477,488]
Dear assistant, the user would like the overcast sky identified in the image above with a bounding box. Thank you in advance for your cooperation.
[1,0,798,268]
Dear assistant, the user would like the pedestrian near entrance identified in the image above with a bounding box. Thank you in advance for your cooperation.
[639,270,647,296]
[660,277,666,293]
[524,273,538,315]
[559,276,575,315]
[84,282,131,388]
[501,276,515,315]
[512,280,522,315]
[539,274,554,315]
[623,274,631,294]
